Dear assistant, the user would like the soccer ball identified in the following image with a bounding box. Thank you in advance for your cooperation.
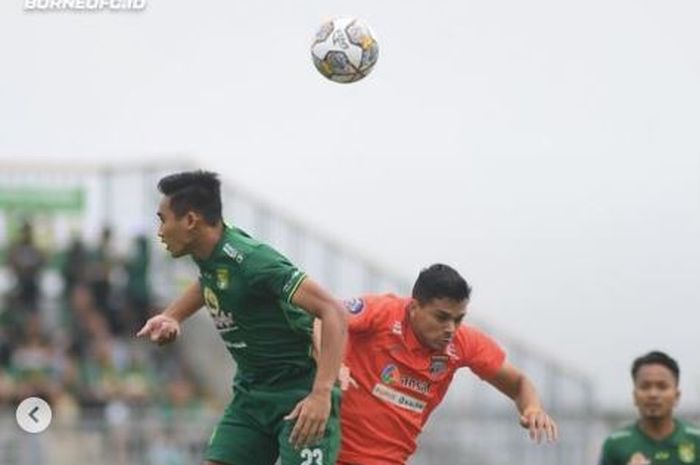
[311,17,379,83]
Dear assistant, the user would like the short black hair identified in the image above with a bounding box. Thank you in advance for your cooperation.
[157,170,222,226]
[412,263,471,304]
[631,351,680,384]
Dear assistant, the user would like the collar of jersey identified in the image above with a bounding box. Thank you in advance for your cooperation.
[635,419,682,445]
[195,223,231,265]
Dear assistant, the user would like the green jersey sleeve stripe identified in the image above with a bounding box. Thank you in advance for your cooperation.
[285,271,307,303]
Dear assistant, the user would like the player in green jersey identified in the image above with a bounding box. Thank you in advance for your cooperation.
[599,351,700,465]
[137,171,347,465]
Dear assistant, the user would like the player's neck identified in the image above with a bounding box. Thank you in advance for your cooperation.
[191,223,224,260]
[638,416,676,441]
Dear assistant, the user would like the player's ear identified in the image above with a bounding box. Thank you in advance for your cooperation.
[407,299,418,317]
[184,210,198,230]
[675,388,681,406]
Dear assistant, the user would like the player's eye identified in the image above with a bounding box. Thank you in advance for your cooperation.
[435,314,449,322]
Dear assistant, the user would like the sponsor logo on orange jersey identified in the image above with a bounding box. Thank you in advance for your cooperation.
[380,364,430,394]
[372,384,426,413]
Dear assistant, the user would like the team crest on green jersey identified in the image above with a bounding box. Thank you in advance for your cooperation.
[216,268,229,290]
[203,286,220,312]
[679,442,695,463]
[627,452,651,465]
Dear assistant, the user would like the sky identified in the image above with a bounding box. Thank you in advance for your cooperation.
[0,0,699,411]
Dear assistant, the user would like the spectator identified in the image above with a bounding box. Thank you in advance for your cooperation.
[7,220,44,312]
[60,235,89,299]
[124,234,152,334]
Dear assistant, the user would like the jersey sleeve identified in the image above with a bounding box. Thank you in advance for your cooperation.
[458,326,506,380]
[343,295,382,333]
[597,438,619,465]
[241,244,307,303]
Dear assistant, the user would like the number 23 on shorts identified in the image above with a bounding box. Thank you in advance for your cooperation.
[300,447,323,465]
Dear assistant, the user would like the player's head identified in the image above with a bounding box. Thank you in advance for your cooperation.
[157,170,222,257]
[408,264,471,351]
[631,351,680,421]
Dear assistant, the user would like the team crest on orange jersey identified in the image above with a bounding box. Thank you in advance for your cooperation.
[429,355,449,376]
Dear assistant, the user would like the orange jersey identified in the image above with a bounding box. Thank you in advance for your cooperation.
[338,294,506,465]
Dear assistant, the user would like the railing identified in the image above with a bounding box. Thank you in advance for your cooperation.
[0,406,217,465]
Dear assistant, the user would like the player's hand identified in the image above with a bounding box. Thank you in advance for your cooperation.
[338,364,357,391]
[284,389,331,449]
[519,408,558,443]
[136,314,181,345]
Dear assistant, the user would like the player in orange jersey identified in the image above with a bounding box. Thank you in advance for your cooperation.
[334,263,558,465]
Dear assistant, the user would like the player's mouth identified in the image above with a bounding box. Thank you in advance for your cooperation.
[435,337,452,348]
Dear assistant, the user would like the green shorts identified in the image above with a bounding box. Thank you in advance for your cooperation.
[205,379,341,465]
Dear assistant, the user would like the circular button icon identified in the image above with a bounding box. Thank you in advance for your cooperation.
[16,397,52,433]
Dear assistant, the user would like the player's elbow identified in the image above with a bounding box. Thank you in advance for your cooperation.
[318,300,348,334]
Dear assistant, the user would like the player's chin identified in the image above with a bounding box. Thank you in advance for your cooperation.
[168,246,187,258]
[642,408,666,418]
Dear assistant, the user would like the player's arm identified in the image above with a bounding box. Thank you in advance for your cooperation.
[136,281,204,344]
[284,278,347,448]
[312,313,357,391]
[486,361,558,443]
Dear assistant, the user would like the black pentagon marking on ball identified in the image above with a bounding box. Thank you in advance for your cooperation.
[322,50,358,76]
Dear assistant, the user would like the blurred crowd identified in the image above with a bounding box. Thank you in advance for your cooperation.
[0,221,211,464]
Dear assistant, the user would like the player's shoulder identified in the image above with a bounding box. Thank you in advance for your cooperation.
[222,225,259,251]
[604,424,636,443]
[678,420,700,438]
[364,293,407,311]
[351,293,407,319]
[456,323,490,337]
[221,225,285,264]
[454,324,499,348]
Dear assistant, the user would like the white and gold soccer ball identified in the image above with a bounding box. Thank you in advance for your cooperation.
[311,17,379,83]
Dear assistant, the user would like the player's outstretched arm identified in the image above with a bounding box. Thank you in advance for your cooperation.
[486,361,559,443]
[285,278,348,448]
[136,281,204,345]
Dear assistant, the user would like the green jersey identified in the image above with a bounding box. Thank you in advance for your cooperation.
[194,225,314,387]
[600,420,700,465]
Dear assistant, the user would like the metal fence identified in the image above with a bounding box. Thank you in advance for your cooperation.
[0,160,598,465]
